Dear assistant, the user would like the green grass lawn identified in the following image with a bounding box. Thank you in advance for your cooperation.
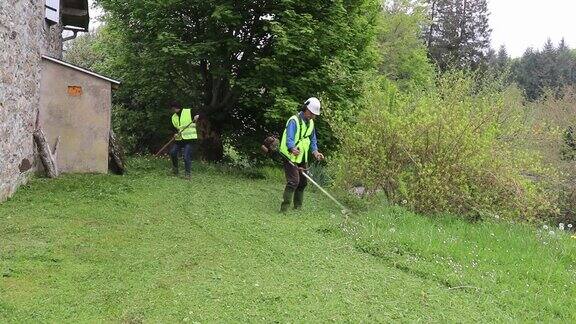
[1,157,575,322]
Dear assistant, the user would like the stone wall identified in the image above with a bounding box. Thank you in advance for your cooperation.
[0,1,63,202]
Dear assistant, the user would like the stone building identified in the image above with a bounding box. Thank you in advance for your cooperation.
[0,1,94,202]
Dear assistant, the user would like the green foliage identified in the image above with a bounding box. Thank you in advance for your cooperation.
[378,0,435,91]
[92,0,381,158]
[307,162,332,188]
[1,158,575,321]
[110,104,172,154]
[64,29,107,71]
[562,127,576,161]
[329,71,560,220]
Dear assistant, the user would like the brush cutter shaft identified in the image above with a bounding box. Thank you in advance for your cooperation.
[154,122,195,157]
[262,136,350,213]
[155,138,177,157]
[297,167,348,211]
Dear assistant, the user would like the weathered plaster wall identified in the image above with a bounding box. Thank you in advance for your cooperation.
[0,1,63,201]
[39,60,111,174]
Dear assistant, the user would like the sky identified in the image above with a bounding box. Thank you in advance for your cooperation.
[88,0,102,26]
[488,0,576,57]
[87,0,575,58]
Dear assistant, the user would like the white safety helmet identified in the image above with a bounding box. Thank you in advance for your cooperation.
[304,97,321,115]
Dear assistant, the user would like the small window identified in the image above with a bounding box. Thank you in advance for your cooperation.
[45,0,60,24]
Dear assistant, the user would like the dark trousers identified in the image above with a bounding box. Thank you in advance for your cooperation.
[281,159,308,210]
[170,141,192,173]
[284,160,308,191]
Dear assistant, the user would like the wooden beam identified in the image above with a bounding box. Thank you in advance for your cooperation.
[61,8,88,17]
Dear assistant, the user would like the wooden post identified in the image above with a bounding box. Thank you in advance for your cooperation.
[33,128,60,178]
[33,109,59,178]
[108,129,126,175]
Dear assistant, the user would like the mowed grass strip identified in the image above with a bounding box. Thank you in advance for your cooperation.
[1,157,575,322]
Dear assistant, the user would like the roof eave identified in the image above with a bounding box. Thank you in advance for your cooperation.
[42,55,121,86]
[61,0,90,31]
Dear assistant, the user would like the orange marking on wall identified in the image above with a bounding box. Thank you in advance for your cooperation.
[67,86,83,96]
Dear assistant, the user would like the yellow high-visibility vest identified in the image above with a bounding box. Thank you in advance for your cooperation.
[280,114,315,163]
[171,109,197,140]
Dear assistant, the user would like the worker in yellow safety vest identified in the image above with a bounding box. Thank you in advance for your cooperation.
[278,97,325,212]
[170,101,199,179]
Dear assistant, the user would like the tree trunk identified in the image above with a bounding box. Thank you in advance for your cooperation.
[198,59,233,161]
[196,115,224,161]
[427,0,437,50]
[34,128,59,178]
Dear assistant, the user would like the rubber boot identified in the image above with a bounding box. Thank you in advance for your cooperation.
[184,172,191,180]
[280,187,295,213]
[294,189,304,210]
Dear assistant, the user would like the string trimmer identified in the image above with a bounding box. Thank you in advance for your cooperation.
[154,121,195,157]
[261,136,351,215]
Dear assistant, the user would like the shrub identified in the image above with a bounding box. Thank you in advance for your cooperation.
[307,162,332,189]
[526,87,576,222]
[328,71,561,221]
[112,104,171,155]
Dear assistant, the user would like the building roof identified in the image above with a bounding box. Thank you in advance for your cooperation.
[62,0,90,31]
[42,55,121,86]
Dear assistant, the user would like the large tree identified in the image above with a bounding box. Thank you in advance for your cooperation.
[425,0,491,71]
[95,0,380,160]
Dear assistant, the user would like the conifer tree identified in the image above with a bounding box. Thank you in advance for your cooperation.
[426,0,492,71]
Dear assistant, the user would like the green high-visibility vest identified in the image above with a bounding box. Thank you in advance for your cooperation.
[280,114,315,164]
[171,109,197,140]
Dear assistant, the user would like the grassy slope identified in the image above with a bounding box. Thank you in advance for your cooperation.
[1,157,575,322]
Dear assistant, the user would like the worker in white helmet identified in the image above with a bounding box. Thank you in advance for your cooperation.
[278,97,325,212]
